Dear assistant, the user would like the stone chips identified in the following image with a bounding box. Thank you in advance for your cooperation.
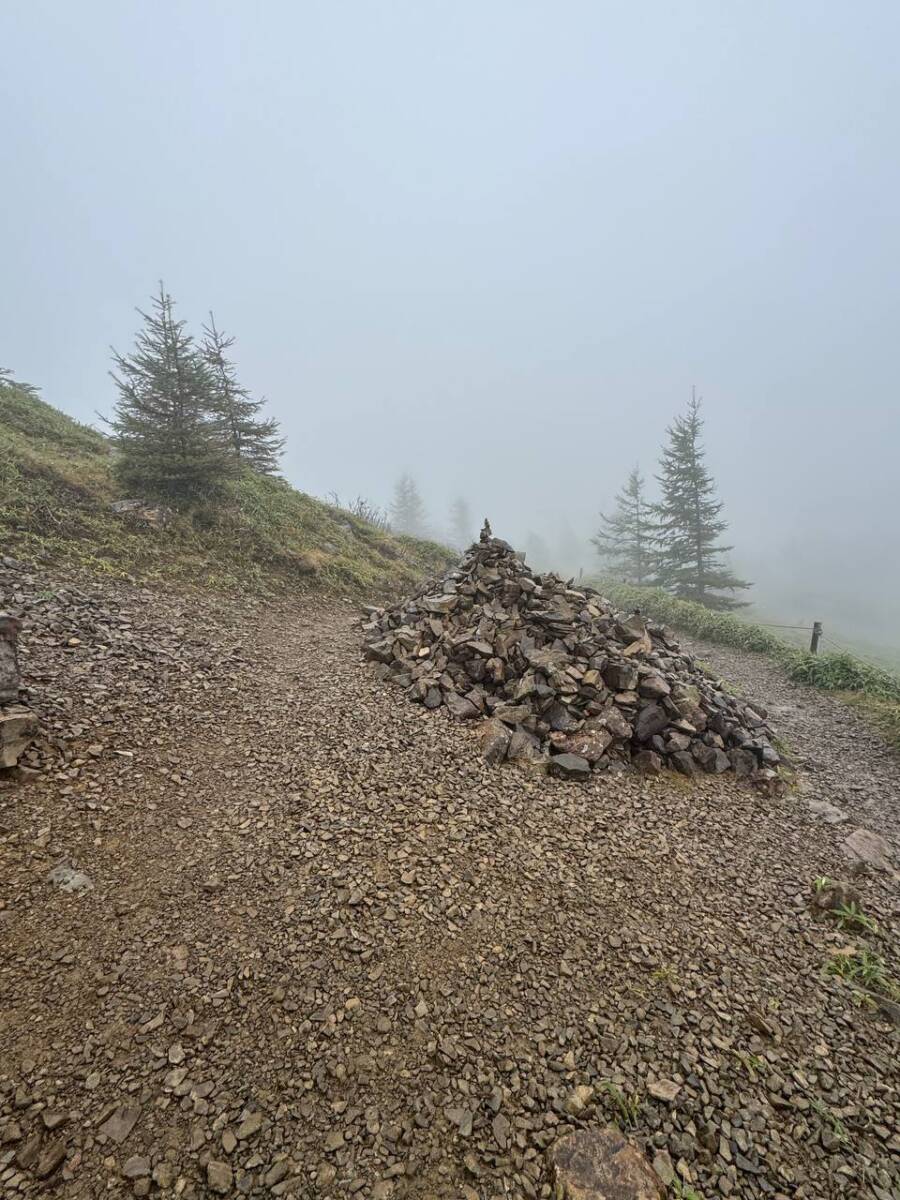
[363,523,781,782]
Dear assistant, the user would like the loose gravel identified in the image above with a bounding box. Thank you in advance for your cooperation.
[685,636,900,845]
[1,569,898,1199]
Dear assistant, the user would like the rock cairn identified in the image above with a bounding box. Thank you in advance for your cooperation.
[363,522,781,781]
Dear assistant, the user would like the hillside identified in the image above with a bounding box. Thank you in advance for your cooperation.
[0,374,452,595]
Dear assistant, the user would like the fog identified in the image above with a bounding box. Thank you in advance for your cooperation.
[2,2,899,657]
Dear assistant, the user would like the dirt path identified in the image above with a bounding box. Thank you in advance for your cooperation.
[684,636,900,844]
[1,575,898,1199]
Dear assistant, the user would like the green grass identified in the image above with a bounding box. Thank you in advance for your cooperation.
[825,948,899,1000]
[0,375,453,597]
[596,578,900,751]
[670,1185,703,1200]
[598,1081,642,1128]
[833,902,878,935]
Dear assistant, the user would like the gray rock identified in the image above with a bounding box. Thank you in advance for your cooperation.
[97,1103,141,1144]
[548,753,591,782]
[207,1161,234,1194]
[122,1156,150,1179]
[46,864,93,893]
[842,827,897,876]
[634,703,668,742]
[692,743,730,773]
[604,662,640,692]
[633,750,663,775]
[806,797,849,824]
[445,692,479,720]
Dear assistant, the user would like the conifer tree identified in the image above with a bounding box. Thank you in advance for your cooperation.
[108,284,234,500]
[654,391,751,610]
[449,496,474,549]
[202,314,283,474]
[390,473,428,536]
[592,466,655,584]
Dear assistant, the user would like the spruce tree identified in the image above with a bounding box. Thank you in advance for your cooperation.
[449,496,474,549]
[109,284,234,500]
[390,473,428,536]
[592,466,655,584]
[654,391,751,610]
[202,314,283,474]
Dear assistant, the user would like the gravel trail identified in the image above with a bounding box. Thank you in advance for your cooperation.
[684,636,900,844]
[1,570,898,1199]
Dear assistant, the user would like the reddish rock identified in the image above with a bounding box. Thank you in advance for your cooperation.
[549,1126,664,1199]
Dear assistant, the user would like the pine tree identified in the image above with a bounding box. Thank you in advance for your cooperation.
[390,473,428,536]
[108,284,234,500]
[654,391,751,610]
[449,496,474,549]
[202,314,283,474]
[592,466,655,584]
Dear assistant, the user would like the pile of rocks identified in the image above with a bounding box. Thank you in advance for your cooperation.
[363,523,781,781]
[0,609,38,770]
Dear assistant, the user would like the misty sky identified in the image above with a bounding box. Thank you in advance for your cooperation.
[2,2,899,648]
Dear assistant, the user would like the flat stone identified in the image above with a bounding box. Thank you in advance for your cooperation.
[207,1160,233,1194]
[806,798,848,825]
[98,1104,141,1144]
[35,1140,68,1179]
[445,692,479,720]
[651,1151,675,1187]
[236,1112,262,1139]
[0,1121,23,1144]
[15,1132,42,1171]
[122,1156,150,1179]
[549,1126,664,1199]
[558,726,613,764]
[647,1079,680,1103]
[548,753,591,782]
[842,827,897,875]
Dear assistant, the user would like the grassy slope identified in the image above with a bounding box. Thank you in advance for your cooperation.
[0,378,452,596]
[597,578,900,752]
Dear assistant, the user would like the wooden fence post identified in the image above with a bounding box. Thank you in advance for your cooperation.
[809,621,822,654]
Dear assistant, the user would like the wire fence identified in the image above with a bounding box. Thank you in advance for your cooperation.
[819,635,891,673]
[755,620,889,673]
[756,622,814,632]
